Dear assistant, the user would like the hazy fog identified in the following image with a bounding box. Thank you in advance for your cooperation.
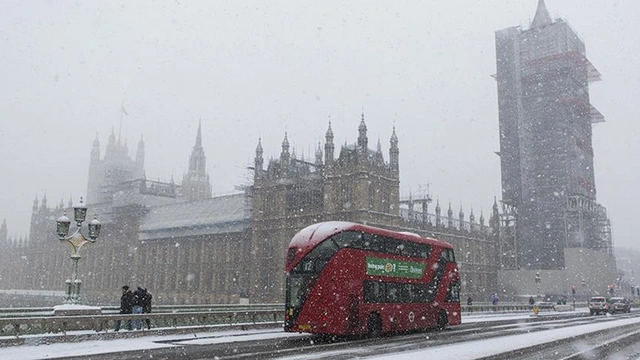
[1,1,638,250]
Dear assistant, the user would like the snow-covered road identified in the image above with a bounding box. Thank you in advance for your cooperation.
[1,310,636,359]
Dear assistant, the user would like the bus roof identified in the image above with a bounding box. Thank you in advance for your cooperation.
[288,221,453,255]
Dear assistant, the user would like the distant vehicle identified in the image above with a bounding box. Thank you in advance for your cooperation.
[284,221,461,336]
[588,296,610,315]
[609,297,631,314]
[535,301,555,309]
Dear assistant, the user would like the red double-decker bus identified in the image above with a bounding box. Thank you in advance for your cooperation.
[284,221,461,336]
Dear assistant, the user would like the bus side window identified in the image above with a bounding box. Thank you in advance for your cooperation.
[349,232,362,248]
[360,233,373,250]
[414,283,427,303]
[404,242,431,259]
[443,249,456,262]
[364,281,383,303]
[399,283,412,303]
[406,284,416,302]
[386,282,399,303]
[421,244,431,258]
[441,249,455,262]
[388,239,405,255]
[332,231,360,249]
[368,234,384,252]
[446,280,461,303]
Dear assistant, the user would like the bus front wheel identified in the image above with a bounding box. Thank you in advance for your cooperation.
[367,313,382,337]
[436,311,448,331]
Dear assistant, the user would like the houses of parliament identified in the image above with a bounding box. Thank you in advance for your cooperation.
[0,116,498,305]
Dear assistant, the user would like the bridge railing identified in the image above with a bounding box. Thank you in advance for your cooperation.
[462,303,557,313]
[0,303,282,317]
[0,309,283,338]
[0,302,579,339]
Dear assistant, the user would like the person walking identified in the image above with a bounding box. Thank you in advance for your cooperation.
[142,288,153,330]
[115,285,134,331]
[492,293,499,306]
[132,286,147,330]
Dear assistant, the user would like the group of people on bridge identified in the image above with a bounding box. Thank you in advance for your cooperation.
[115,285,153,331]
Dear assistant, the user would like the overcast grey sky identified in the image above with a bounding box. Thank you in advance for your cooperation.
[1,1,638,250]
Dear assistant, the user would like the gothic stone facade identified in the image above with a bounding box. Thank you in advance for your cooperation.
[0,116,497,305]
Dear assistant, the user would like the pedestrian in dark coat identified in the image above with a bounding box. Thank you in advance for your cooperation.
[115,285,134,331]
[142,289,153,329]
[132,286,147,330]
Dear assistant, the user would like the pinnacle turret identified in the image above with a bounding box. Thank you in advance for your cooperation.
[389,127,399,173]
[315,141,323,166]
[357,113,368,150]
[325,122,334,166]
[254,138,264,174]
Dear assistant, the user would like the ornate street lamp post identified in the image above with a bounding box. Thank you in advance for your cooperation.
[535,271,542,301]
[55,197,101,304]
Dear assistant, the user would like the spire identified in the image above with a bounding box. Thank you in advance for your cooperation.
[390,126,398,145]
[325,122,334,166]
[91,132,100,162]
[40,193,47,211]
[281,132,291,167]
[196,119,202,147]
[254,138,264,174]
[531,0,553,29]
[315,141,323,166]
[256,137,263,155]
[106,127,117,158]
[0,219,7,243]
[325,122,334,141]
[183,121,211,201]
[389,126,399,173]
[187,122,206,177]
[357,113,368,150]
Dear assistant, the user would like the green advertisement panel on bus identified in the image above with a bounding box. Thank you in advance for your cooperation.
[365,257,425,279]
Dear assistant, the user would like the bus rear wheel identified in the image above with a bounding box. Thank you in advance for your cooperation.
[367,313,382,338]
[436,311,448,331]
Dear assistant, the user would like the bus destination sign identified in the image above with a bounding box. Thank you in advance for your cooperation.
[366,257,425,279]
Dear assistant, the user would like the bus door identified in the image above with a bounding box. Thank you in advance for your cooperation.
[348,294,360,329]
